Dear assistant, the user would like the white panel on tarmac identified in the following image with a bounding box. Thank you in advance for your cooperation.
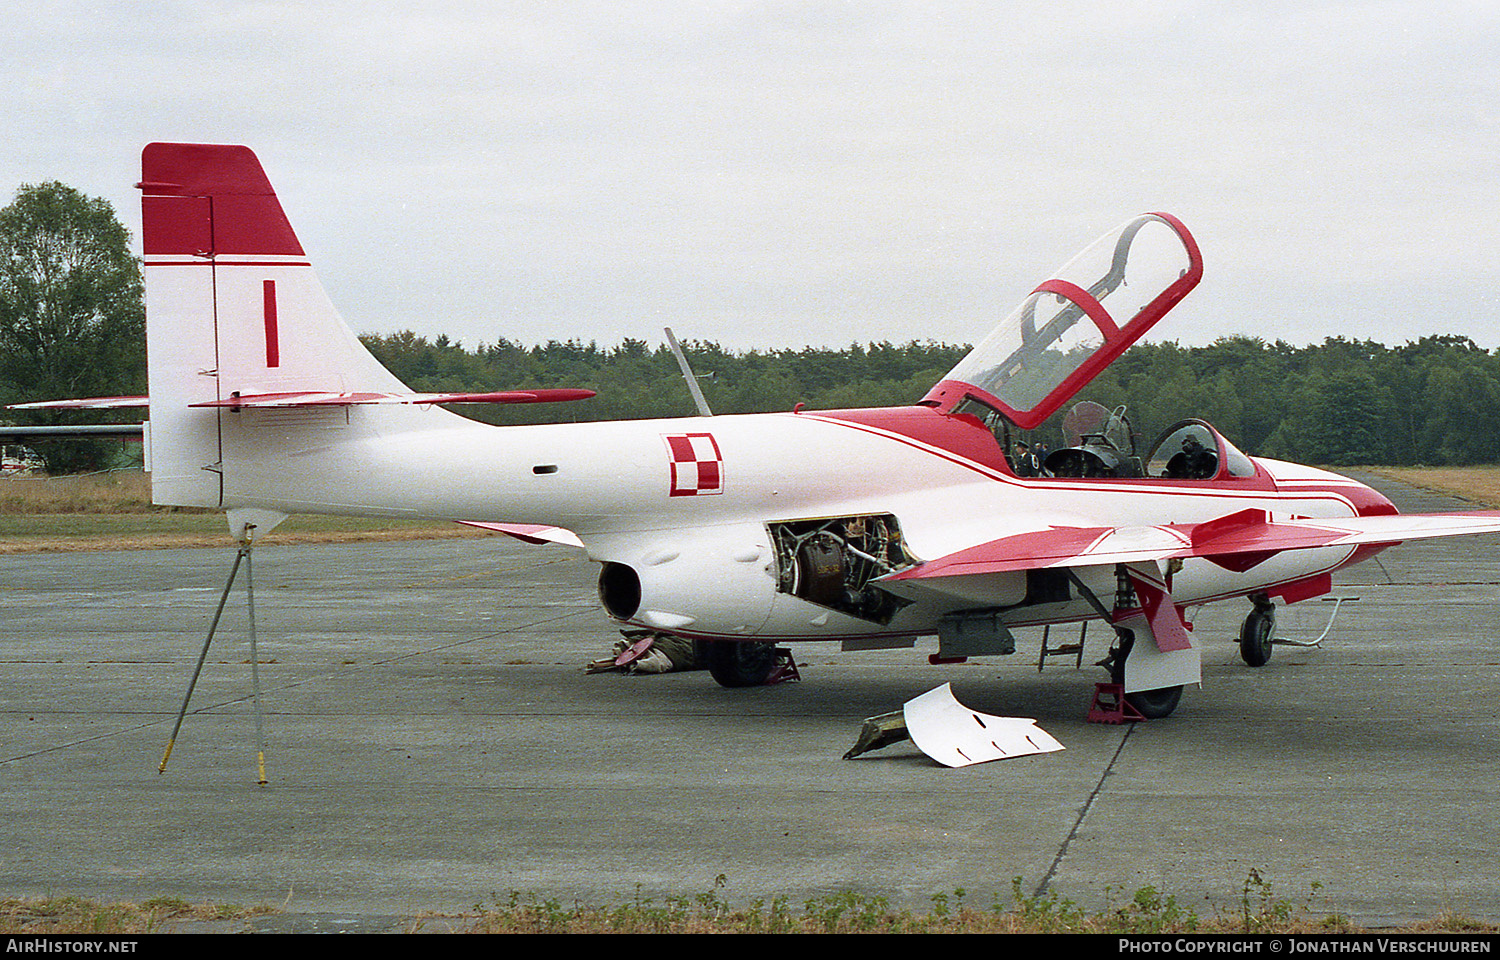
[904,683,1064,767]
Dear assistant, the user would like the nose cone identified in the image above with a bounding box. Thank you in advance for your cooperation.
[1352,480,1398,517]
[1257,458,1399,516]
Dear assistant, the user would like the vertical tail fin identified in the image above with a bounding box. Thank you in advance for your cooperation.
[140,143,411,507]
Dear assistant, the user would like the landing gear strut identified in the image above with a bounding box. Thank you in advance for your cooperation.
[1104,629,1183,720]
[1239,594,1276,667]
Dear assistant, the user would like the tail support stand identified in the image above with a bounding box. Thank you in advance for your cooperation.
[160,510,283,784]
[245,537,268,785]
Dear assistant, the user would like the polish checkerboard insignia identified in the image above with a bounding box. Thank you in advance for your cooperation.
[663,433,723,496]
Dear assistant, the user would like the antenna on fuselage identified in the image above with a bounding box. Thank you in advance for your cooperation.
[664,327,714,417]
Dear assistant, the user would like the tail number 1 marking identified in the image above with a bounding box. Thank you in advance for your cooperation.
[262,279,280,368]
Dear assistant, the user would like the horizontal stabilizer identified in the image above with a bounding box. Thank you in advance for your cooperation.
[7,396,149,410]
[883,508,1500,582]
[190,388,595,408]
[11,392,596,410]
[2,397,148,444]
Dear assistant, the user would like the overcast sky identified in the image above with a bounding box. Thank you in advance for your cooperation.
[5,1,1499,353]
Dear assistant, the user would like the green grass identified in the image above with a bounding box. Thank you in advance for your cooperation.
[0,469,485,551]
[427,875,1495,934]
[0,894,270,933]
[1364,465,1500,508]
[3,874,1494,934]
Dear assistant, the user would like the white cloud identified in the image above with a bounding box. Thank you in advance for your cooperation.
[4,0,1499,350]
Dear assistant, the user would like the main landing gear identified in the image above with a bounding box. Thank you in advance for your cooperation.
[697,639,799,688]
[1239,594,1276,667]
[1070,565,1188,721]
[1102,630,1183,720]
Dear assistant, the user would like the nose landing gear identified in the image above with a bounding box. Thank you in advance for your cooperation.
[1239,594,1276,667]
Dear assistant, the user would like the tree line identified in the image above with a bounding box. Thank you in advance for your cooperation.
[3,179,1500,472]
[360,329,1500,468]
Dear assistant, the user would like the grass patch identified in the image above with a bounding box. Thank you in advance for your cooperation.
[1364,465,1500,508]
[0,470,488,552]
[4,874,1495,934]
[0,511,489,553]
[0,895,270,933]
[0,469,161,514]
[451,873,1493,935]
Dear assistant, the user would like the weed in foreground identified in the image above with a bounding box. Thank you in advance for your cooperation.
[5,872,1496,934]
[463,871,1497,935]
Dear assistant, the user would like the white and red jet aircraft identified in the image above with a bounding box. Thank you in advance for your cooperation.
[48,143,1500,719]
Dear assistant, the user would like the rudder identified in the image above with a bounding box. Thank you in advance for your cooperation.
[139,143,413,508]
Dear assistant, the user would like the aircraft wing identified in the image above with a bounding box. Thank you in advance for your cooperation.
[190,388,595,407]
[881,507,1500,585]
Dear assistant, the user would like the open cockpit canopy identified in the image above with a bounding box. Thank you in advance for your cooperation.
[924,213,1202,429]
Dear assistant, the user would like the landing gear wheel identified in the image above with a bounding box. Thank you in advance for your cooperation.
[1239,604,1275,667]
[699,639,778,688]
[1124,685,1183,719]
[1106,629,1184,719]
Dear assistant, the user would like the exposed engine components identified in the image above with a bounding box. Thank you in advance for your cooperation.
[768,513,917,624]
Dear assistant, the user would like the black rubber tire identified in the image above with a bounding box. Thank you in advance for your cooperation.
[1109,629,1184,719]
[701,640,778,688]
[1239,608,1275,667]
[1125,685,1183,719]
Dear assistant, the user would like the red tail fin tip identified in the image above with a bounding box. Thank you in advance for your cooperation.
[139,143,304,257]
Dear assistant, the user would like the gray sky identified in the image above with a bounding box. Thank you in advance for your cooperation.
[5,0,1500,352]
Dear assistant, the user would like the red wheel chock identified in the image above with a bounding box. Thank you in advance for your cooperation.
[1087,682,1146,724]
[765,647,801,684]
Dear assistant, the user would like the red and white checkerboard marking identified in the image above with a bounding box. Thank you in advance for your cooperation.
[664,433,723,496]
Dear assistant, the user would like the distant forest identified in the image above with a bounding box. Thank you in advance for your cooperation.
[359,331,1500,467]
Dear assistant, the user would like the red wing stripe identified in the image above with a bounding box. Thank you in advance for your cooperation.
[1076,529,1115,557]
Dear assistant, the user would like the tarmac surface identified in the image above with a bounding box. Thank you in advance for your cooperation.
[2,470,1498,931]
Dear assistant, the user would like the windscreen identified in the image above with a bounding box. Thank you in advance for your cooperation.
[928,213,1201,429]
